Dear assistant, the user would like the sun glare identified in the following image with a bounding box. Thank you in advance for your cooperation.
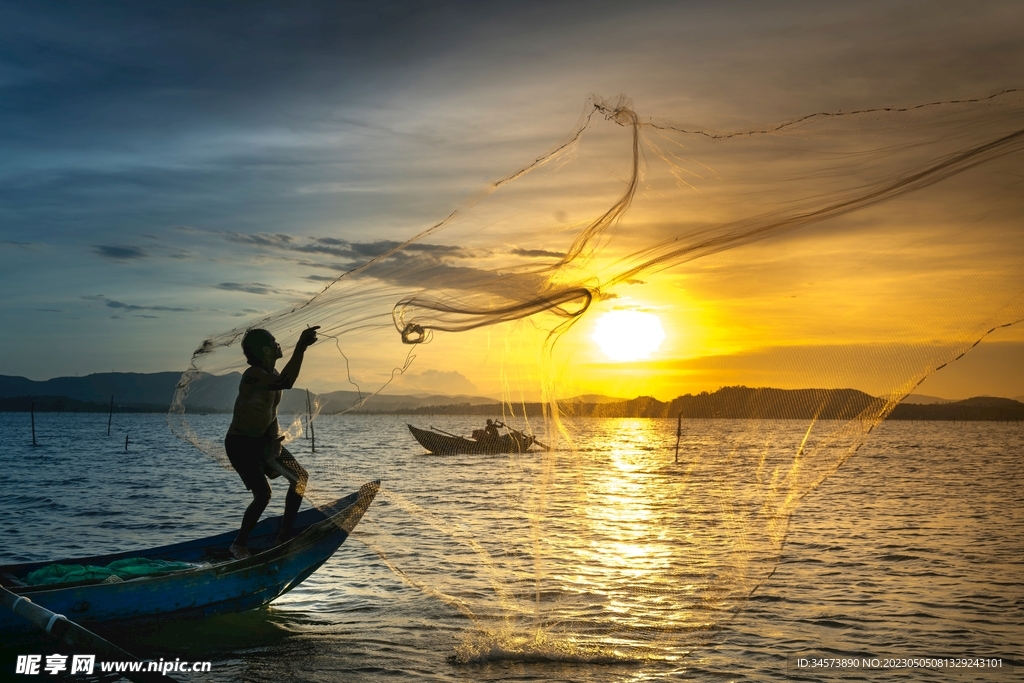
[592,310,666,361]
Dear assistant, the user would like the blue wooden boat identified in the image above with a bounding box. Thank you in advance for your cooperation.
[0,481,379,636]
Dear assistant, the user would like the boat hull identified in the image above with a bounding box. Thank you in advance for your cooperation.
[0,481,378,635]
[407,424,534,455]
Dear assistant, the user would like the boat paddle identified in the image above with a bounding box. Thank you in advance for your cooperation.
[500,423,551,451]
[429,426,464,439]
[1,585,185,683]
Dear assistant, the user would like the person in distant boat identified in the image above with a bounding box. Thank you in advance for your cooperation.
[225,326,319,560]
[484,419,502,441]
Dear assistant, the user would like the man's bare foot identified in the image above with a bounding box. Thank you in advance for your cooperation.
[229,542,251,560]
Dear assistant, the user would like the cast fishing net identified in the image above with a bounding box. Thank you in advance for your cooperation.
[169,90,1024,662]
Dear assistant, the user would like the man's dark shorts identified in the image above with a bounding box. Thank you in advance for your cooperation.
[224,429,306,494]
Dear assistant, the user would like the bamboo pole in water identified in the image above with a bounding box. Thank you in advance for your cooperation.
[306,389,316,453]
[674,413,682,464]
[0,586,183,683]
[304,390,311,440]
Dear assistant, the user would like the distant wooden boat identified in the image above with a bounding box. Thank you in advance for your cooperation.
[0,481,379,636]
[407,424,535,455]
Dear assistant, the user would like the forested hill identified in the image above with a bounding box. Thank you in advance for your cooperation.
[887,396,1024,421]
[393,386,883,419]
[394,387,1024,421]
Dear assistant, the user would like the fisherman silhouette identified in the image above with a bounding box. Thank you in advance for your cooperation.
[224,326,318,560]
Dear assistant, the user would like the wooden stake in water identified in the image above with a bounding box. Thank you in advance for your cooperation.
[674,412,682,464]
[107,395,114,436]
[306,389,316,453]
[125,431,130,452]
[304,390,311,440]
[31,399,38,447]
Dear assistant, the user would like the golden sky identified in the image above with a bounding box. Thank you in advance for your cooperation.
[2,2,1022,401]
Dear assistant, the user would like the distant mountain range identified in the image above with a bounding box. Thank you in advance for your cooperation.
[900,394,951,405]
[1,373,1021,421]
[0,372,189,408]
[888,396,1024,421]
[0,372,499,414]
[395,388,1024,421]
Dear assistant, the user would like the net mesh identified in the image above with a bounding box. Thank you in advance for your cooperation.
[169,90,1024,662]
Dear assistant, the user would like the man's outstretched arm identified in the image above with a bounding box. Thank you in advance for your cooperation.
[276,326,320,388]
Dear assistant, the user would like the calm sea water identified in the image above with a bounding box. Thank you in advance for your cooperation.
[1,412,1021,682]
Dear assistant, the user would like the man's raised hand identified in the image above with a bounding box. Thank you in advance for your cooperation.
[299,326,320,348]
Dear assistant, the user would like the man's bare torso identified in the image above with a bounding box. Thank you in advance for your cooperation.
[228,366,283,437]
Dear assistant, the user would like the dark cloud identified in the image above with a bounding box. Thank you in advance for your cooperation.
[290,257,351,272]
[91,240,194,261]
[82,294,191,312]
[215,282,280,296]
[93,245,147,260]
[290,242,355,259]
[208,227,552,299]
[202,226,549,301]
[1,240,40,250]
[292,238,466,260]
[223,232,295,248]
[175,230,468,268]
[511,247,564,258]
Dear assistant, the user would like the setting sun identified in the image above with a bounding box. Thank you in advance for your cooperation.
[592,310,666,361]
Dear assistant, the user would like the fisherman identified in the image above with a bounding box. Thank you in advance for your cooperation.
[225,326,319,560]
[484,418,502,440]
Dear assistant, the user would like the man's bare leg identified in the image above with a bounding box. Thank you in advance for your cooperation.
[231,479,271,559]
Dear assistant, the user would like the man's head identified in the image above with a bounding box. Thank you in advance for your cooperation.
[241,329,282,367]
[486,419,493,425]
